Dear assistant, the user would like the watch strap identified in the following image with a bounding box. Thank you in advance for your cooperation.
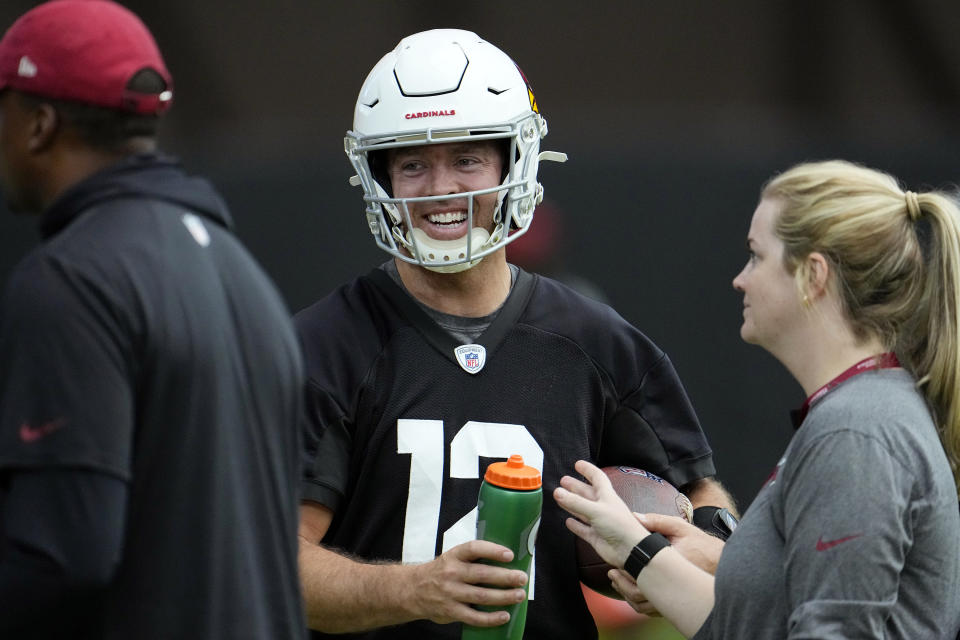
[624,532,671,580]
[693,506,739,541]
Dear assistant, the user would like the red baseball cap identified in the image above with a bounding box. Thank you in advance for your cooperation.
[0,0,173,115]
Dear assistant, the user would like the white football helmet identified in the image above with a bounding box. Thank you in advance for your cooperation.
[345,29,567,273]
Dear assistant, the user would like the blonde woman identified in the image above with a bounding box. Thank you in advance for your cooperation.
[555,160,960,639]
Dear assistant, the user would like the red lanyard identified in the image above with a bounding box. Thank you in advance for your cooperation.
[790,352,900,429]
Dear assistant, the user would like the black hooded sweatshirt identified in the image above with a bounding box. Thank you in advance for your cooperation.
[0,154,306,639]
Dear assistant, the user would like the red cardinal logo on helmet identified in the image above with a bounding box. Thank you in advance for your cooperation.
[515,64,538,113]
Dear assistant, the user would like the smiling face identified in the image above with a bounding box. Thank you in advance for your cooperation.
[732,198,804,350]
[386,140,504,245]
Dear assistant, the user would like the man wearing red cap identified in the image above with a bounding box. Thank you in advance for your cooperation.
[0,2,306,638]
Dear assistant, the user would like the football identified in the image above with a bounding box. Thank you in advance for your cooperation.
[576,466,693,599]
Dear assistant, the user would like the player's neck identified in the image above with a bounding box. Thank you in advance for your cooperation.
[396,253,511,317]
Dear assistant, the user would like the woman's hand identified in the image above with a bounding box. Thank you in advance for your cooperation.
[554,460,718,638]
[608,513,727,616]
[639,512,726,575]
[553,459,649,569]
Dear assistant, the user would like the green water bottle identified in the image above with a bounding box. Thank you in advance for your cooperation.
[462,454,542,640]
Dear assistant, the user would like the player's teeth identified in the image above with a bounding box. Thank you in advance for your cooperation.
[428,212,466,224]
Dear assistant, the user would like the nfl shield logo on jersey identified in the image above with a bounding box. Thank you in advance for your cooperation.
[454,344,487,375]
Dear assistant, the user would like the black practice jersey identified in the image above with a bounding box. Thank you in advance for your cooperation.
[297,267,716,640]
[0,154,306,639]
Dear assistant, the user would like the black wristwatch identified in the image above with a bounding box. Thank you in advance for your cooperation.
[692,506,739,541]
[623,532,671,580]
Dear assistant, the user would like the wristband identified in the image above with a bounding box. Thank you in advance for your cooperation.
[623,532,671,580]
[692,506,739,541]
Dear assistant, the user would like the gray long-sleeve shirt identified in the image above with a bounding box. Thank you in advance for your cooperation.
[694,368,960,639]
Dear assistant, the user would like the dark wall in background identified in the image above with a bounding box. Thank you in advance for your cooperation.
[2,0,959,510]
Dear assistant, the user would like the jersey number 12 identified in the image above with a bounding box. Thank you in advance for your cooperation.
[397,419,544,598]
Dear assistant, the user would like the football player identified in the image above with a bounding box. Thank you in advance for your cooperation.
[296,29,735,639]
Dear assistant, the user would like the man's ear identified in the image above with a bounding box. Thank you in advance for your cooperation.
[804,252,831,300]
[26,101,59,153]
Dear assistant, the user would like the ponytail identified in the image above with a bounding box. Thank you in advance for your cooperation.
[903,192,960,493]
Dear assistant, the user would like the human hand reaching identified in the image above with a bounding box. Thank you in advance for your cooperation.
[604,512,726,615]
[553,459,650,569]
[638,512,725,575]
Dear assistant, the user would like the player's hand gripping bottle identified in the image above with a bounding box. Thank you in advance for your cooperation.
[462,454,542,640]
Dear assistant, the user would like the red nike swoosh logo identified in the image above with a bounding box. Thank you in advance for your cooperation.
[19,418,67,443]
[816,533,863,551]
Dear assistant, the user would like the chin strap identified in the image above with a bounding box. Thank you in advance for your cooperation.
[401,227,494,273]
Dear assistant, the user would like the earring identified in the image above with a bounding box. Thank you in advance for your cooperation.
[802,294,811,308]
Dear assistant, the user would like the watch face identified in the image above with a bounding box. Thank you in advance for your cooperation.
[716,508,739,535]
